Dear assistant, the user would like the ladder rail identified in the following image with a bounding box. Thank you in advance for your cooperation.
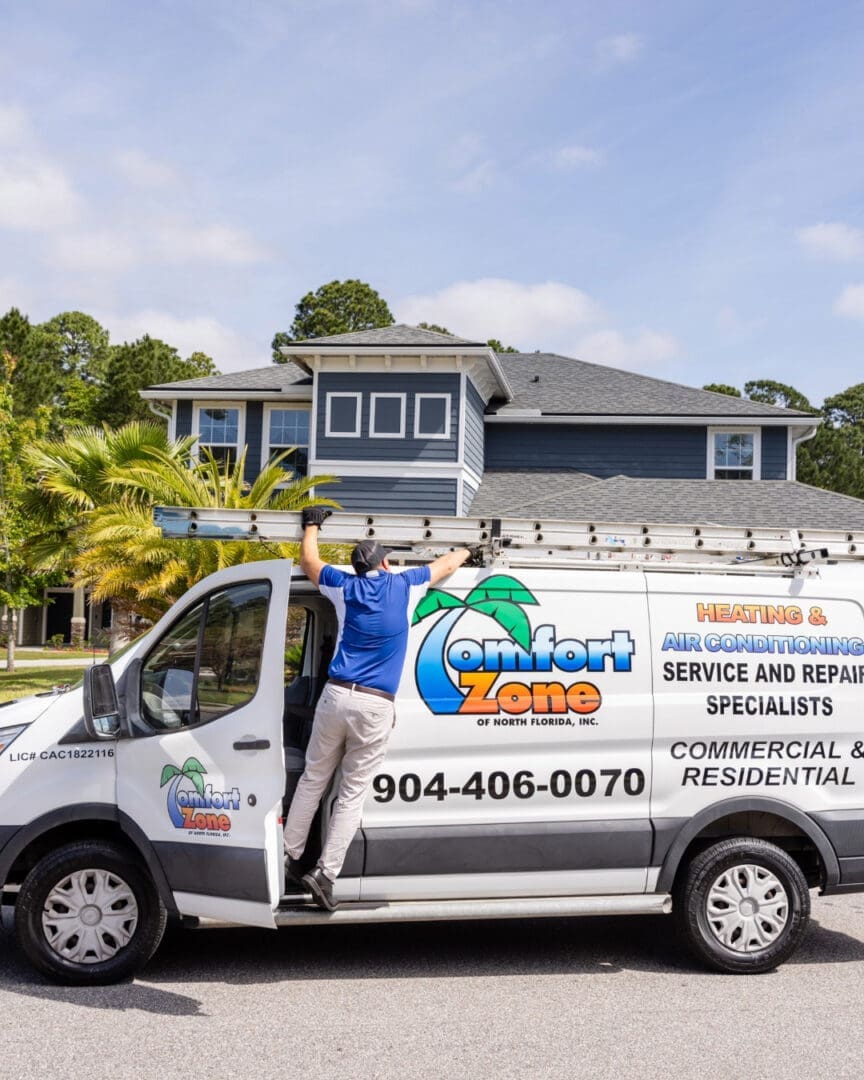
[153,506,864,566]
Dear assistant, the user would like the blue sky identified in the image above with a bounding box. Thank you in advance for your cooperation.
[2,0,863,403]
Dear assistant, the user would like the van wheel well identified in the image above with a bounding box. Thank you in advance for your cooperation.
[4,822,136,892]
[671,811,824,890]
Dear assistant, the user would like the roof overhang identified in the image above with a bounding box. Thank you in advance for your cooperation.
[140,388,313,402]
[280,343,513,403]
[484,413,821,427]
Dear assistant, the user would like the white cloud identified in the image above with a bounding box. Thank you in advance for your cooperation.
[833,284,864,320]
[595,33,643,67]
[797,222,864,261]
[52,230,139,271]
[114,149,178,188]
[0,104,81,230]
[571,328,680,370]
[97,309,266,369]
[397,277,680,371]
[397,278,602,347]
[0,157,81,229]
[550,144,604,170]
[151,223,269,264]
[50,221,268,270]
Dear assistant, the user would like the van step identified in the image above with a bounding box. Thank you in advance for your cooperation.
[270,893,672,927]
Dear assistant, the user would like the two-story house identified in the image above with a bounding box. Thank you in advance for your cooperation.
[18,324,864,645]
[141,323,864,529]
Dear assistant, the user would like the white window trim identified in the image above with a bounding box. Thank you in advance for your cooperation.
[415,392,452,440]
[706,426,761,480]
[370,392,407,439]
[325,392,362,438]
[261,403,311,474]
[193,401,246,463]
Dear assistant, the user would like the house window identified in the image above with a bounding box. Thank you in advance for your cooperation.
[708,428,760,480]
[265,407,310,478]
[195,404,243,468]
[325,392,361,437]
[415,393,451,439]
[370,393,406,438]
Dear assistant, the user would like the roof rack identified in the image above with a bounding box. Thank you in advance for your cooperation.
[153,506,864,572]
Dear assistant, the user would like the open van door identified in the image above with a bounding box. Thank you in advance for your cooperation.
[116,560,292,927]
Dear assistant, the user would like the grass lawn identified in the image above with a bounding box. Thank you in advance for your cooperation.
[0,667,87,704]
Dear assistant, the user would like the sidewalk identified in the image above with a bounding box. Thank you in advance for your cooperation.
[8,657,100,668]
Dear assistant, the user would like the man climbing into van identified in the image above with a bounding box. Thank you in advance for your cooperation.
[284,507,473,910]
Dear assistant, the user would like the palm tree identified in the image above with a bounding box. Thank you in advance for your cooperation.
[26,424,340,623]
[23,422,196,571]
[412,575,539,713]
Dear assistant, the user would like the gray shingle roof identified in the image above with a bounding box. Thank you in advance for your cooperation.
[146,362,311,392]
[470,469,600,516]
[469,471,864,530]
[492,354,816,418]
[285,324,484,347]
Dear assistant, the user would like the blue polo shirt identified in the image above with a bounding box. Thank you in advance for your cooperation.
[318,564,431,695]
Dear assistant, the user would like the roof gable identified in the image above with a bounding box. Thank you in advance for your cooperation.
[287,323,484,348]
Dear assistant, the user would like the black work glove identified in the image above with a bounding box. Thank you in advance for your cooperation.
[466,544,485,567]
[301,507,333,529]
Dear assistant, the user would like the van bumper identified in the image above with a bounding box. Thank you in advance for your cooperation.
[811,810,864,894]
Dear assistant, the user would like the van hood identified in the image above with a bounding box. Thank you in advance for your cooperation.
[0,692,69,727]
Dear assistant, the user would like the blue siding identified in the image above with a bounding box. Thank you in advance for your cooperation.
[464,379,485,477]
[244,402,263,484]
[485,423,709,478]
[316,373,460,462]
[322,476,458,515]
[462,480,479,514]
[761,426,787,480]
[176,401,192,437]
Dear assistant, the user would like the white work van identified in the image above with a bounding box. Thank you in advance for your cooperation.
[2,509,864,984]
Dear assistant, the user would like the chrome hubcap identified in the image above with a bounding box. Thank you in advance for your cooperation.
[41,868,139,964]
[705,863,789,953]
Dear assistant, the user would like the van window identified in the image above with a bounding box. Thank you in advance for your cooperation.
[141,581,271,730]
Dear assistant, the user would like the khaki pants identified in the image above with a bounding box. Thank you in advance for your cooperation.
[283,682,395,881]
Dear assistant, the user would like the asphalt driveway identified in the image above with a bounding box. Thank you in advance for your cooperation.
[0,893,863,1079]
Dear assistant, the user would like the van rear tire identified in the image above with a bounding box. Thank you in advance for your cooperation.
[674,837,810,974]
[15,840,167,985]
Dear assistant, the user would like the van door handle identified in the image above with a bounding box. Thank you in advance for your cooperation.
[233,739,270,751]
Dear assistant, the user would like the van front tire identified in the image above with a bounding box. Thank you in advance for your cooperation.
[674,837,810,974]
[15,840,167,985]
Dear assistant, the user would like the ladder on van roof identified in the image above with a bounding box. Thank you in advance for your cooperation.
[153,506,864,572]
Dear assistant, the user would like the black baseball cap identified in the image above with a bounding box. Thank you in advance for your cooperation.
[351,539,392,575]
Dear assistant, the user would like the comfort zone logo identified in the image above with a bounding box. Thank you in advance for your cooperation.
[160,757,240,832]
[412,575,635,718]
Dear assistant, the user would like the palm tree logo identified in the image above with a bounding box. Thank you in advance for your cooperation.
[412,574,539,714]
[160,756,207,828]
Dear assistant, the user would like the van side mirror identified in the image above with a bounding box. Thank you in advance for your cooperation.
[83,664,121,738]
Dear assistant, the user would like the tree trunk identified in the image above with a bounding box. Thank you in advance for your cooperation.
[70,586,87,649]
[5,607,16,674]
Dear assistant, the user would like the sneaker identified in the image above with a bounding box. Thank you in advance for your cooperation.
[301,867,338,911]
